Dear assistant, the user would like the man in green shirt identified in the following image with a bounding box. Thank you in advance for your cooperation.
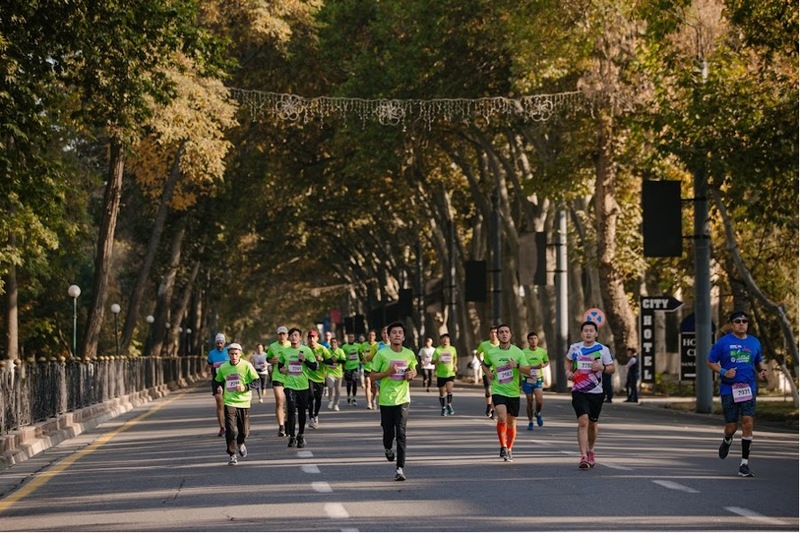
[341,332,361,406]
[480,324,530,462]
[476,325,500,419]
[522,331,549,430]
[325,337,346,410]
[370,321,417,481]
[214,342,259,465]
[267,326,291,436]
[306,330,330,429]
[278,328,318,448]
[432,333,458,416]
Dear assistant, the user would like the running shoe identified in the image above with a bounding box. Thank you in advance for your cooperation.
[296,435,306,448]
[309,417,318,429]
[535,412,543,427]
[258,398,263,403]
[347,398,352,405]
[327,400,334,410]
[287,436,296,448]
[352,400,358,407]
[500,447,508,460]
[505,450,513,462]
[489,411,495,420]
[719,438,732,459]
[587,450,596,468]
[738,464,754,477]
[394,467,406,481]
[366,403,373,410]
[239,443,247,458]
[333,404,340,411]
[278,427,287,437]
[441,407,447,417]
[228,455,237,466]
[527,421,534,431]
[446,405,454,415]
[485,406,491,417]
[578,456,591,469]
[218,427,225,437]
[385,448,395,462]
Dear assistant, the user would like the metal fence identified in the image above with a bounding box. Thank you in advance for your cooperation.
[0,355,205,434]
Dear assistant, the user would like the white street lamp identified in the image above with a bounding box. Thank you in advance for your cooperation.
[68,285,81,357]
[110,303,121,356]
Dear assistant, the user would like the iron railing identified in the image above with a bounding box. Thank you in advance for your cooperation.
[0,355,205,434]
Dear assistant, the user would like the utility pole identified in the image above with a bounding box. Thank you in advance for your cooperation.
[554,208,569,392]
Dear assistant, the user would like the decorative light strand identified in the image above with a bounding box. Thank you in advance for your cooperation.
[229,88,588,128]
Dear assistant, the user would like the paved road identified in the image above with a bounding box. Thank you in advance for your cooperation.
[0,384,796,531]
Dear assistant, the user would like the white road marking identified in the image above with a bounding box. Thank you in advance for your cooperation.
[725,506,786,526]
[301,464,321,474]
[325,502,349,519]
[652,480,699,493]
[312,481,333,493]
[601,462,633,471]
[297,451,313,458]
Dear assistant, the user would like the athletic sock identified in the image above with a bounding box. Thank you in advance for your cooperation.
[446,392,453,405]
[506,424,517,450]
[742,436,752,460]
[496,422,508,447]
[439,396,446,407]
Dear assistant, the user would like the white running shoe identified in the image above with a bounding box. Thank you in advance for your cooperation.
[327,400,334,410]
[333,404,340,411]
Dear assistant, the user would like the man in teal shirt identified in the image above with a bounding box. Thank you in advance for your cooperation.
[371,321,417,481]
[214,342,259,465]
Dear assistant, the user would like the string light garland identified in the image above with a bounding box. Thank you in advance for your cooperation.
[229,88,588,129]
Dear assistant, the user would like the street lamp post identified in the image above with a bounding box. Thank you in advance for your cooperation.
[178,327,183,356]
[68,285,81,358]
[186,328,192,356]
[145,315,154,356]
[110,303,121,356]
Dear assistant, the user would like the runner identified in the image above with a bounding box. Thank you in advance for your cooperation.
[213,342,259,465]
[476,325,500,419]
[341,332,361,406]
[267,326,291,436]
[706,311,768,477]
[306,330,330,429]
[370,321,417,481]
[522,332,549,430]
[432,333,458,416]
[206,333,229,436]
[563,320,615,469]
[362,330,379,410]
[278,327,318,448]
[417,337,435,392]
[480,324,529,462]
[325,337,346,410]
[249,343,270,403]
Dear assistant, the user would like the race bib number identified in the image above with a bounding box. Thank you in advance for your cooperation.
[391,360,408,380]
[497,364,513,384]
[732,383,753,403]
[528,368,540,380]
[327,363,338,371]
[440,352,452,364]
[225,374,241,392]
[576,355,594,373]
[347,352,359,360]
[288,361,303,375]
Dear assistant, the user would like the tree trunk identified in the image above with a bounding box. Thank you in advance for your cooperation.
[120,143,184,354]
[150,216,187,357]
[166,258,200,356]
[592,114,638,359]
[82,137,125,359]
[4,234,18,361]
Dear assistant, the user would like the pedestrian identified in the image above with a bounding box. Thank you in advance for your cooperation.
[417,337,435,392]
[624,347,639,402]
[306,330,330,429]
[476,325,500,419]
[480,324,530,462]
[564,320,615,469]
[469,350,481,384]
[522,332,549,430]
[602,366,614,403]
[362,330,379,410]
[206,333,229,437]
[213,342,259,465]
[325,337,346,410]
[250,343,270,403]
[370,321,417,481]
[278,327,318,448]
[706,311,768,477]
[432,333,458,416]
[267,326,291,437]
[322,330,333,349]
[341,332,361,406]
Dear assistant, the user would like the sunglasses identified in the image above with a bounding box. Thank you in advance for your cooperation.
[732,319,748,324]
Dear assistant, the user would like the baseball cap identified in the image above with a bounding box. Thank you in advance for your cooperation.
[215,333,225,343]
[307,330,318,337]
[228,342,242,351]
[729,311,749,322]
[277,326,288,334]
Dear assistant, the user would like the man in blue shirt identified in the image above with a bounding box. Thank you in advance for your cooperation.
[207,333,229,437]
[706,311,768,477]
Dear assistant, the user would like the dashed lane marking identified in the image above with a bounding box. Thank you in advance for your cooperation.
[652,480,699,493]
